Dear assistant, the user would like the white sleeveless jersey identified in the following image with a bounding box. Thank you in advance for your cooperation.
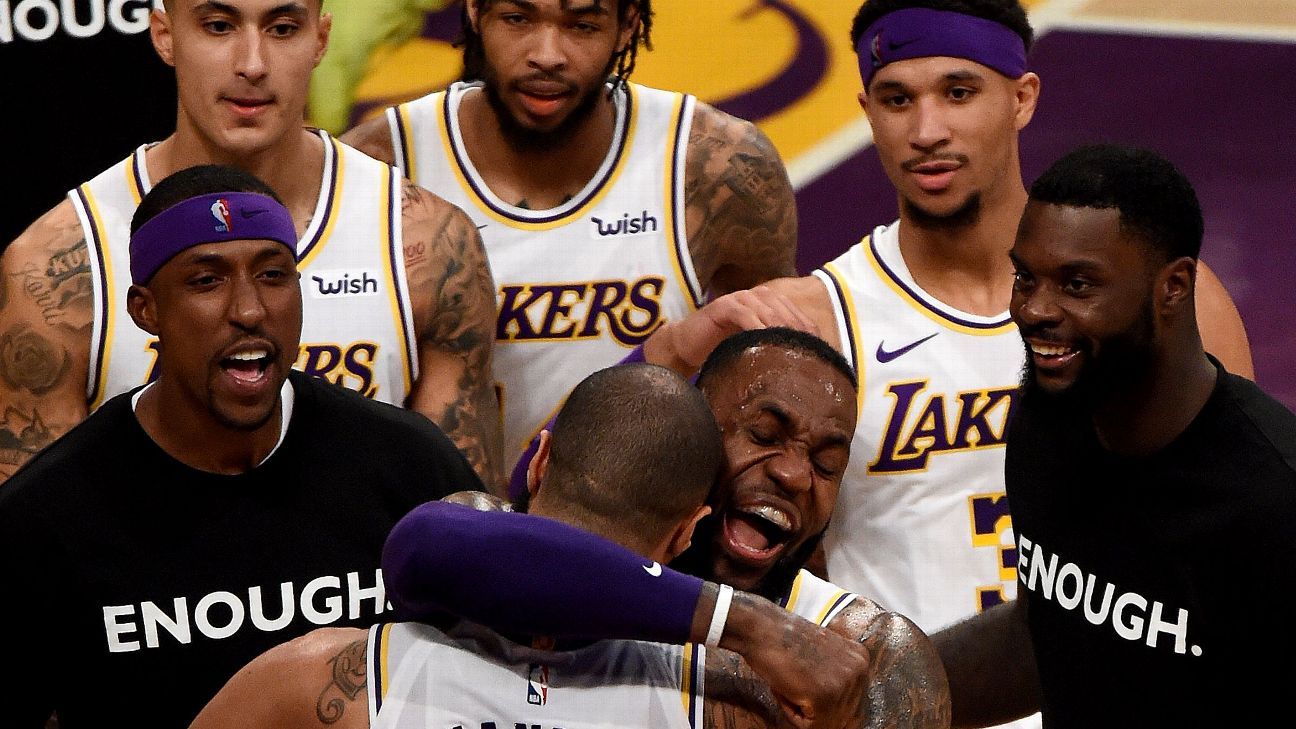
[387,81,702,470]
[369,621,705,729]
[784,569,858,627]
[812,220,1025,634]
[69,131,419,409]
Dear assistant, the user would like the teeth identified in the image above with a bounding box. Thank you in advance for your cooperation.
[1031,344,1072,357]
[229,350,268,361]
[740,505,792,532]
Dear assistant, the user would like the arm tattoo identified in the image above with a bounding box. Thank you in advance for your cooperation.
[702,649,783,729]
[402,180,503,489]
[315,638,368,725]
[685,106,798,299]
[0,325,70,395]
[12,239,93,334]
[836,603,952,729]
[0,406,56,468]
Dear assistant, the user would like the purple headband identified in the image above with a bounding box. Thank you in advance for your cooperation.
[129,192,298,285]
[857,8,1028,89]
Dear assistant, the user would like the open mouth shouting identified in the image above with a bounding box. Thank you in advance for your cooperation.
[722,500,800,568]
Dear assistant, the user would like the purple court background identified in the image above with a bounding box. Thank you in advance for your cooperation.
[795,30,1296,408]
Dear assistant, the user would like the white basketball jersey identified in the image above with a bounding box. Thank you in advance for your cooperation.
[813,220,1025,634]
[784,569,858,627]
[388,82,702,470]
[369,621,705,729]
[70,131,419,409]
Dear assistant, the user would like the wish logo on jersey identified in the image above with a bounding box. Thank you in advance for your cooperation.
[144,339,382,398]
[869,381,1019,473]
[308,269,381,299]
[496,276,666,346]
[589,210,659,239]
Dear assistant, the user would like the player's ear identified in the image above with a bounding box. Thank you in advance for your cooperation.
[1157,256,1197,320]
[313,11,332,67]
[526,430,553,498]
[666,505,711,562]
[150,7,175,67]
[1013,72,1041,131]
[465,0,482,34]
[127,284,160,336]
[616,2,640,54]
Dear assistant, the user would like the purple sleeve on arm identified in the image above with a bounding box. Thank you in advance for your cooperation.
[382,501,704,643]
[507,344,650,500]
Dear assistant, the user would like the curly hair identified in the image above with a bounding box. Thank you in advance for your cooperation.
[459,0,654,94]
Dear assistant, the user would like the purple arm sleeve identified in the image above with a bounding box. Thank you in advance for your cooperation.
[382,501,704,643]
[507,344,649,500]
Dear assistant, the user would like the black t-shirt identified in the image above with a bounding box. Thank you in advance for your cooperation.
[0,372,481,729]
[1006,363,1296,727]
[1,0,176,247]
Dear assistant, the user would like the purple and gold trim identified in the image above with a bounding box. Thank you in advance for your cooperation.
[865,236,1014,335]
[382,165,419,398]
[75,185,113,409]
[667,94,703,310]
[295,135,343,268]
[442,85,636,229]
[681,642,705,729]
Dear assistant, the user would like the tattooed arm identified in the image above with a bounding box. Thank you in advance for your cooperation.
[0,202,94,484]
[685,103,798,300]
[188,627,370,729]
[340,114,398,166]
[399,180,504,493]
[827,598,952,729]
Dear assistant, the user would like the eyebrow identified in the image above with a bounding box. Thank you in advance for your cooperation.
[192,1,308,18]
[183,243,293,266]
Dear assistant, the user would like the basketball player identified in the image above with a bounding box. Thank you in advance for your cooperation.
[0,0,503,487]
[382,327,952,728]
[721,0,1252,661]
[341,0,800,472]
[935,145,1296,727]
[0,167,482,729]
[188,364,889,729]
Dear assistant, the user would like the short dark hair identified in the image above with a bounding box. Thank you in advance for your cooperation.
[459,0,653,93]
[131,165,282,236]
[544,363,721,541]
[850,0,1033,51]
[697,327,857,393]
[1028,144,1203,261]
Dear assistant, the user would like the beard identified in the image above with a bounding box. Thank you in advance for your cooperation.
[1021,295,1159,412]
[903,192,983,232]
[481,61,610,155]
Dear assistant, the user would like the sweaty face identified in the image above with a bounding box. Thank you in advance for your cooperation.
[162,0,329,157]
[148,240,302,431]
[1010,202,1161,402]
[862,56,1030,226]
[473,0,632,150]
[701,347,856,592]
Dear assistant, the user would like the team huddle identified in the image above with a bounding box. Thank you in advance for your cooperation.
[1,1,1293,728]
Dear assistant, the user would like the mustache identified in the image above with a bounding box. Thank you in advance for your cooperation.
[901,152,969,172]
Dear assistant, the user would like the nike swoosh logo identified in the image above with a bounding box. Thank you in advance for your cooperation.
[240,209,268,219]
[887,37,920,52]
[876,333,939,363]
[476,224,489,230]
[643,562,663,577]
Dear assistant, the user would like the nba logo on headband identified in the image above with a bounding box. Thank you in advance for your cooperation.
[870,31,884,68]
[211,199,232,233]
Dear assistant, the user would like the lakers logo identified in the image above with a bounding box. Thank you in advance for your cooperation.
[869,381,1018,473]
[496,276,666,347]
